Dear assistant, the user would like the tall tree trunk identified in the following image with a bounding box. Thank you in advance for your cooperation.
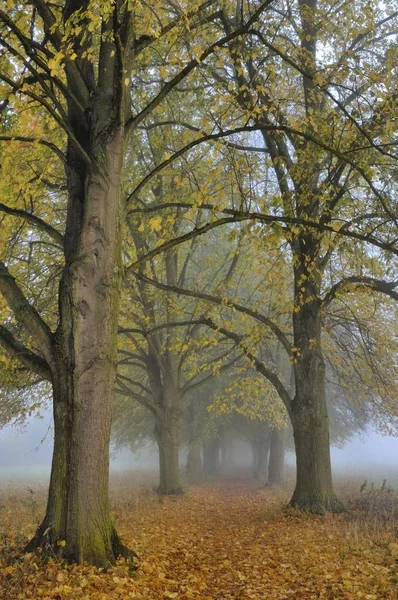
[267,428,286,486]
[202,438,220,477]
[290,296,343,513]
[26,131,133,566]
[186,442,202,483]
[155,409,183,495]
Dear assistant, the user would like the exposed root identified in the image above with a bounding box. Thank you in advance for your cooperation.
[289,493,346,515]
[24,521,138,569]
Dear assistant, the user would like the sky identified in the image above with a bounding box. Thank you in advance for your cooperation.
[0,411,397,483]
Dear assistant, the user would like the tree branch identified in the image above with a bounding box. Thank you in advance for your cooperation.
[131,272,292,356]
[128,202,398,256]
[0,261,53,363]
[323,276,398,306]
[0,202,64,246]
[115,374,159,417]
[0,136,66,164]
[125,0,275,131]
[201,317,292,414]
[0,325,52,381]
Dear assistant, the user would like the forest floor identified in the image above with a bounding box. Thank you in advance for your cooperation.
[0,473,397,600]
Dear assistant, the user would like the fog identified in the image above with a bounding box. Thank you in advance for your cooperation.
[0,412,397,484]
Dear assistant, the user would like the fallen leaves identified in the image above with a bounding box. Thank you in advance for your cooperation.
[0,477,397,599]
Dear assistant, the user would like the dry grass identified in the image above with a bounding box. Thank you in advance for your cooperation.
[0,471,396,599]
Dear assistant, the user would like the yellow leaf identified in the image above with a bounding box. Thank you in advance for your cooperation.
[149,216,162,232]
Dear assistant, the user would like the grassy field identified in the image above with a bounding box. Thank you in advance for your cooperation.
[0,471,397,599]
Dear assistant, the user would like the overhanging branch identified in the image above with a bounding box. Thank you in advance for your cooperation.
[0,324,52,381]
[131,271,292,356]
[0,261,54,363]
[0,202,64,246]
[323,276,398,306]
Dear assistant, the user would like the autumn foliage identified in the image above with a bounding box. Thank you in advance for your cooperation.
[1,474,397,599]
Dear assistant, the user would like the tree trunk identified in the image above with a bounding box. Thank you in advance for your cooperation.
[155,410,183,495]
[267,428,286,486]
[26,131,133,566]
[254,434,271,482]
[202,438,220,477]
[220,430,231,473]
[251,441,260,477]
[186,442,202,484]
[290,296,343,514]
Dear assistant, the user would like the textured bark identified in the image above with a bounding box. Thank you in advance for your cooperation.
[26,131,133,565]
[267,428,286,487]
[148,356,183,495]
[155,410,183,495]
[289,296,344,514]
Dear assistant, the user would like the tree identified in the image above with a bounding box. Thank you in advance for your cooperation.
[117,220,244,492]
[0,0,275,565]
[131,0,398,513]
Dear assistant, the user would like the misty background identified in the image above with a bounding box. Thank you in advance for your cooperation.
[1,409,397,483]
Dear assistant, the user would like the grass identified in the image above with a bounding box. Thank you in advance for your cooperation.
[0,470,396,599]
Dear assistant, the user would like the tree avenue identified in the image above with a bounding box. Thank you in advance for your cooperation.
[128,0,398,513]
[0,0,276,566]
[0,0,397,569]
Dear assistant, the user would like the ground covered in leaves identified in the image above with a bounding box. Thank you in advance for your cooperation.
[0,474,397,599]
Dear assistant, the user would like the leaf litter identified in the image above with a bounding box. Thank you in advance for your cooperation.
[0,478,396,599]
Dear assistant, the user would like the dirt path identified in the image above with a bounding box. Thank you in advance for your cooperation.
[1,480,396,599]
[115,481,396,600]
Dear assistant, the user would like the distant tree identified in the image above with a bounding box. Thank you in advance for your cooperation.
[132,0,398,513]
[0,0,273,564]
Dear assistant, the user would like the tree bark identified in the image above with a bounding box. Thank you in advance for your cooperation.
[26,127,134,565]
[155,409,183,495]
[267,428,286,486]
[289,296,344,513]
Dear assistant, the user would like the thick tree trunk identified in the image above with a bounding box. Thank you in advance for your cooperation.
[186,442,202,483]
[290,297,344,514]
[267,428,286,486]
[155,411,183,495]
[202,438,220,477]
[26,131,133,566]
